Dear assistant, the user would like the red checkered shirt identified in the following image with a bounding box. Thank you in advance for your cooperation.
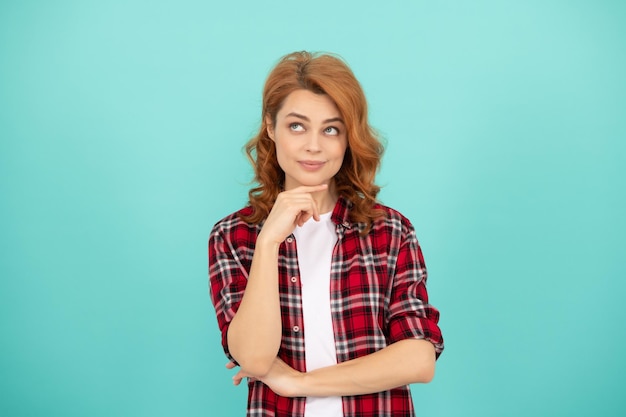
[208,197,444,417]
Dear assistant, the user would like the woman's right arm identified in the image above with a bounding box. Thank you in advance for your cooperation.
[226,184,328,377]
[226,233,281,377]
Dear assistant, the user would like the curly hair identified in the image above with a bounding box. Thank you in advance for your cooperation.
[240,51,385,233]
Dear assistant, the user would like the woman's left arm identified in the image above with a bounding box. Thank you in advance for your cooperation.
[231,338,435,397]
[303,338,435,396]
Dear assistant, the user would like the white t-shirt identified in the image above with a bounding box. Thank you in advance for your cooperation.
[293,212,343,417]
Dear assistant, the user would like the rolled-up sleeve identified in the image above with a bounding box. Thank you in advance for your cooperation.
[387,226,444,358]
[208,224,249,363]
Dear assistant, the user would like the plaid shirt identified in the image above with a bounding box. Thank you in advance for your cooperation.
[208,197,444,417]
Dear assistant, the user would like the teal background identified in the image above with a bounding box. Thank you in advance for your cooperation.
[1,0,624,416]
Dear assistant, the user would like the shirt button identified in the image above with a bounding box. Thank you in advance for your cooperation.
[290,276,297,283]
[292,325,300,333]
[286,236,294,243]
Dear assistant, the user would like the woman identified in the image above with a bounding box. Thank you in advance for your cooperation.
[209,51,444,416]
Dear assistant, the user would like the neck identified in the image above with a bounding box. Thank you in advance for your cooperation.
[312,183,338,214]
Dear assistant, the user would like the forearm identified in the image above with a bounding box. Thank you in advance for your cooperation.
[296,339,436,397]
[227,238,282,376]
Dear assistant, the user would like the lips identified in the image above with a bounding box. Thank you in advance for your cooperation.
[298,160,325,171]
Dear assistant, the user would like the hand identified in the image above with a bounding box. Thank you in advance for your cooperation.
[257,357,303,397]
[226,358,303,397]
[226,361,255,386]
[257,184,328,245]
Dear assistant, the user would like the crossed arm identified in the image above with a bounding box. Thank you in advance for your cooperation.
[228,338,436,398]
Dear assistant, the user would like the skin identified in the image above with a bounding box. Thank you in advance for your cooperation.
[226,89,436,397]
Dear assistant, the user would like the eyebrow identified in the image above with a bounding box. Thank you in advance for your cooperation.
[285,112,344,124]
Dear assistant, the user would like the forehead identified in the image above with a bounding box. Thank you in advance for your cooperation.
[277,89,342,120]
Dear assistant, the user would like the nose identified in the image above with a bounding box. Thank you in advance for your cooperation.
[305,132,321,152]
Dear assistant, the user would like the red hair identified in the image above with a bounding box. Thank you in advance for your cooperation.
[241,51,385,232]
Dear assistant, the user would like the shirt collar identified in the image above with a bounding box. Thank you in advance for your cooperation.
[331,196,354,230]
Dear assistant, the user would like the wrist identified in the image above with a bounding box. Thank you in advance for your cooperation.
[256,231,283,251]
[291,370,308,397]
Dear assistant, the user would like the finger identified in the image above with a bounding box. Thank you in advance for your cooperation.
[311,198,321,221]
[288,184,328,194]
[225,362,237,369]
[295,199,320,223]
[232,369,247,384]
[299,195,321,223]
[296,211,312,226]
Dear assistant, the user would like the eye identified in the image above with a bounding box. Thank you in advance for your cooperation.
[324,126,340,136]
[289,123,305,132]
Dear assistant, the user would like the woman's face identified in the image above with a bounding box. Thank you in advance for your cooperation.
[267,89,348,191]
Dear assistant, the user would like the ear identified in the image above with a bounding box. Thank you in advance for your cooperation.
[265,115,275,141]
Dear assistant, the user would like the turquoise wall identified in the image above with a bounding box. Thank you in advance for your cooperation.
[1,1,624,416]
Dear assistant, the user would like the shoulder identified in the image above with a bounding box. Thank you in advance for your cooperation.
[210,206,260,243]
[371,203,416,235]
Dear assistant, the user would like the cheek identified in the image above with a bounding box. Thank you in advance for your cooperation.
[273,139,290,170]
[335,141,348,160]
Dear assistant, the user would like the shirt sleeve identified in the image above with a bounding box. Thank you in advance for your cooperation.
[208,224,249,363]
[387,225,444,358]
